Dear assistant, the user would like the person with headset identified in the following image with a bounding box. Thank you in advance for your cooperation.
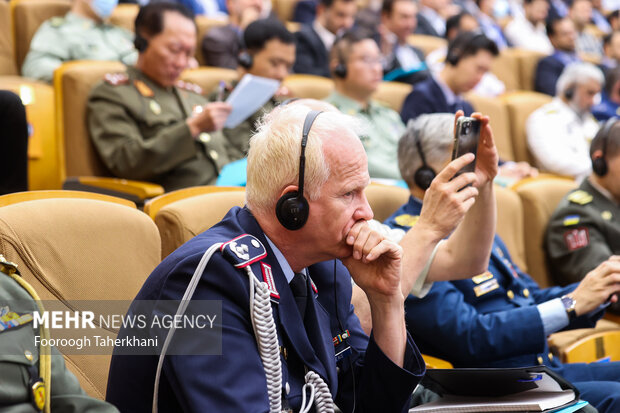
[592,65,620,121]
[399,32,498,124]
[22,0,137,83]
[208,18,296,160]
[106,101,430,412]
[87,2,233,192]
[527,62,602,181]
[546,118,620,315]
[385,113,620,413]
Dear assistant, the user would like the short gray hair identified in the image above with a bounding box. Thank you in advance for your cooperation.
[556,62,604,97]
[398,113,454,189]
[246,102,363,215]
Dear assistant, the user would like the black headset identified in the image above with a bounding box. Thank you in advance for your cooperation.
[238,51,253,69]
[592,117,617,176]
[275,110,323,230]
[413,129,436,190]
[445,32,485,66]
[564,85,576,100]
[333,62,347,78]
[134,31,149,52]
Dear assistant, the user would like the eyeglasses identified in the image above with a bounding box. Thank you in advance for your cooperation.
[350,56,383,66]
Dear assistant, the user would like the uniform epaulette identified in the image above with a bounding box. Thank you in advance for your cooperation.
[394,214,419,227]
[567,190,593,205]
[176,80,203,95]
[104,72,129,86]
[545,109,558,114]
[220,234,267,268]
[49,16,65,27]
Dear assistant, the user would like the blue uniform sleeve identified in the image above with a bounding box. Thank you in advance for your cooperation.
[535,58,559,96]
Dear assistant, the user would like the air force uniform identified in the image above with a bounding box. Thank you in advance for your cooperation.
[385,196,620,413]
[106,206,424,412]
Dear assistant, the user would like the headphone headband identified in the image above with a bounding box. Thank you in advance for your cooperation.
[298,110,323,199]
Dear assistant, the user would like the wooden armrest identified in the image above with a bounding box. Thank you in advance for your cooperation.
[562,330,620,364]
[63,177,164,203]
[422,353,453,369]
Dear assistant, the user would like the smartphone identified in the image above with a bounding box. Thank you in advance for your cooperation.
[452,116,480,177]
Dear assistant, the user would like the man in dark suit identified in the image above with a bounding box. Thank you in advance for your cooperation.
[415,0,452,37]
[293,0,356,77]
[200,0,264,68]
[379,0,429,84]
[400,32,498,123]
[535,17,581,96]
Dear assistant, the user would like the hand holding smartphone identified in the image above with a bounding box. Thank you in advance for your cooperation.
[452,116,481,177]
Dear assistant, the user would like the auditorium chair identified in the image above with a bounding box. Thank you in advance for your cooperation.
[561,330,620,363]
[0,1,17,75]
[495,184,527,271]
[372,81,412,113]
[514,48,546,91]
[364,183,409,223]
[466,93,514,162]
[195,16,228,66]
[0,192,161,399]
[406,34,447,57]
[109,3,138,32]
[180,66,238,95]
[54,60,164,203]
[272,0,298,22]
[11,0,71,71]
[501,91,552,165]
[144,185,245,220]
[490,48,520,92]
[283,74,335,100]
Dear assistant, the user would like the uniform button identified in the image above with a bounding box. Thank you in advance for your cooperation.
[198,132,211,143]
[285,382,290,395]
[537,356,543,365]
[507,290,515,300]
[548,352,554,361]
[209,150,219,160]
[523,288,530,298]
[24,350,33,361]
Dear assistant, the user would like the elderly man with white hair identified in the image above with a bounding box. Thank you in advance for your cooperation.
[105,99,500,412]
[527,62,604,181]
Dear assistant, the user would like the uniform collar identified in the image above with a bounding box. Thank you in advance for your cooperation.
[264,235,306,284]
[327,91,377,115]
[65,11,101,28]
[586,177,620,207]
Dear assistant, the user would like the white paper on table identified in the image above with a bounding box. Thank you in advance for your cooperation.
[224,74,280,128]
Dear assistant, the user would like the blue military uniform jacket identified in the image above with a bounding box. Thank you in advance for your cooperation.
[385,196,600,369]
[106,206,424,412]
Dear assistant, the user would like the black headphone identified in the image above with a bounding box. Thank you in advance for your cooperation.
[275,110,323,230]
[413,129,436,190]
[592,117,617,176]
[238,51,253,69]
[134,32,149,52]
[445,32,485,66]
[564,85,576,100]
[333,63,347,78]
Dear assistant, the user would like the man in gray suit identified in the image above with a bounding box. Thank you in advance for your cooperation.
[200,0,264,68]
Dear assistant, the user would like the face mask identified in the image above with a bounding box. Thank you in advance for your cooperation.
[91,0,118,19]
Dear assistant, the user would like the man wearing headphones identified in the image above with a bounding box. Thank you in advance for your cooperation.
[399,32,498,123]
[106,102,431,412]
[527,62,602,181]
[386,113,620,413]
[87,3,233,192]
[546,119,620,314]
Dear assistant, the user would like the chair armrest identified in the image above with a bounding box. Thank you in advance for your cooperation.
[422,354,453,369]
[63,176,164,204]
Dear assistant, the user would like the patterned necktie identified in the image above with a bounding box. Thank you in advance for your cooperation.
[290,272,308,321]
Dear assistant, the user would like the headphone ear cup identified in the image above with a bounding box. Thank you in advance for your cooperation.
[565,87,575,100]
[134,34,148,52]
[238,52,253,69]
[276,192,310,231]
[592,157,608,176]
[334,63,347,78]
[414,166,436,190]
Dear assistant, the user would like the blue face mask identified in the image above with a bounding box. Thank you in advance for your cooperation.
[91,0,118,19]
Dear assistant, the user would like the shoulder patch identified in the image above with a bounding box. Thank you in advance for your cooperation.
[563,227,589,251]
[134,79,154,97]
[104,72,129,86]
[563,214,580,226]
[49,16,65,27]
[175,80,203,95]
[567,190,593,205]
[221,234,267,268]
[394,214,419,228]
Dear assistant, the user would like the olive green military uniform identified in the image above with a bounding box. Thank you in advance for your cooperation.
[0,257,118,412]
[22,12,137,83]
[545,178,620,313]
[208,81,279,160]
[88,66,232,192]
[324,92,404,180]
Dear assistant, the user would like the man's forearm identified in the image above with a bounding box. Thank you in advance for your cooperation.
[368,294,407,367]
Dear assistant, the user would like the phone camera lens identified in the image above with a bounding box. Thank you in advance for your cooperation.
[463,122,471,134]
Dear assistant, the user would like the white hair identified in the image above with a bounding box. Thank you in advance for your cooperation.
[246,101,364,215]
[556,62,604,97]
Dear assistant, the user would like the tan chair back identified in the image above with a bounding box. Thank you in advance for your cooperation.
[514,48,546,91]
[0,2,17,75]
[180,66,238,95]
[364,184,410,223]
[563,329,620,363]
[283,74,335,100]
[144,185,245,219]
[514,177,577,287]
[0,189,136,207]
[491,49,520,92]
[466,93,514,161]
[0,196,160,399]
[0,76,60,189]
[406,34,447,57]
[54,60,125,179]
[501,91,552,164]
[272,0,298,22]
[372,81,412,113]
[12,0,71,71]
[195,16,228,66]
[155,190,246,257]
[109,3,138,32]
[495,185,526,271]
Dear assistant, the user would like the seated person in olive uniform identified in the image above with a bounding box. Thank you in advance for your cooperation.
[0,255,119,413]
[22,0,137,83]
[210,18,296,160]
[87,2,233,192]
[546,119,620,315]
[384,113,620,413]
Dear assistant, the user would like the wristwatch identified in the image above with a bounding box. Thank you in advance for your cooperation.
[561,295,577,321]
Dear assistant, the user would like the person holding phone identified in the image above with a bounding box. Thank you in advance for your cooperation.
[384,112,620,413]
